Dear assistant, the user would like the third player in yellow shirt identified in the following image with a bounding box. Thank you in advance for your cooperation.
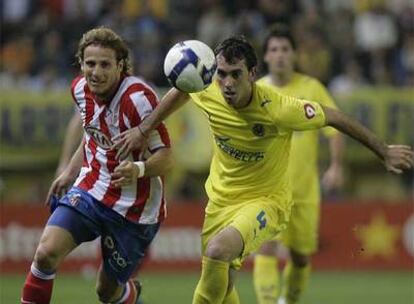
[253,24,344,304]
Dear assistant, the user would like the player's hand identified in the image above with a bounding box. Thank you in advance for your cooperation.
[383,145,414,174]
[322,163,344,191]
[111,160,140,188]
[111,127,148,160]
[45,171,75,206]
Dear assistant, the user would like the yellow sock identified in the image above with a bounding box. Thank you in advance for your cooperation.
[253,254,280,304]
[282,261,311,304]
[223,286,240,304]
[192,256,229,304]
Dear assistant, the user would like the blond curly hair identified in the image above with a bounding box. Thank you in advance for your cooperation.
[76,27,132,75]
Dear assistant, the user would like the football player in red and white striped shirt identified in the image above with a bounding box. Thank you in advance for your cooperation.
[21,27,173,304]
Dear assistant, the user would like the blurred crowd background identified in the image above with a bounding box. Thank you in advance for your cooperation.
[2,0,414,89]
[0,0,413,203]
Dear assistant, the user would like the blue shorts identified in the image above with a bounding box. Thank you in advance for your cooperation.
[47,187,160,284]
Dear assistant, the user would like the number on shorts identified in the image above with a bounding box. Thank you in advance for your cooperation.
[256,210,266,230]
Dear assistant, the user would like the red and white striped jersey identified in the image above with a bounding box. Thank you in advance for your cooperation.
[70,75,170,224]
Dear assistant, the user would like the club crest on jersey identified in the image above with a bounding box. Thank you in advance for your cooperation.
[260,99,272,107]
[85,126,113,150]
[68,193,81,207]
[252,123,265,137]
[304,103,316,119]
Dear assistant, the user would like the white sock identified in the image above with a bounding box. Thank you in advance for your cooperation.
[30,263,56,280]
[278,297,287,304]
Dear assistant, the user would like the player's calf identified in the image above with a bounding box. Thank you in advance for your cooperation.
[21,225,77,304]
[21,263,56,304]
[21,245,69,304]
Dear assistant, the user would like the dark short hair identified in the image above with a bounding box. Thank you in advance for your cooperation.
[262,23,296,54]
[214,36,258,71]
[76,26,132,75]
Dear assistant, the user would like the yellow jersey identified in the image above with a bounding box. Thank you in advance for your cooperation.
[189,80,326,211]
[258,73,338,204]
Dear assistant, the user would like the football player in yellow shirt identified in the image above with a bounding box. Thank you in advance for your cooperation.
[112,36,413,304]
[253,24,344,304]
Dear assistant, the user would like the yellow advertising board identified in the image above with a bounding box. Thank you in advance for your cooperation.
[0,90,74,169]
[335,87,413,162]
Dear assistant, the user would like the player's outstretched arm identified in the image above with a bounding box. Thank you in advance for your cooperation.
[322,105,414,174]
[111,147,173,188]
[112,88,189,160]
[46,138,85,205]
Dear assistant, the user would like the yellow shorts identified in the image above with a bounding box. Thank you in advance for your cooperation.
[201,196,291,270]
[279,200,320,255]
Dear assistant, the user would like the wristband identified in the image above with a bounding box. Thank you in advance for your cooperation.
[134,161,146,178]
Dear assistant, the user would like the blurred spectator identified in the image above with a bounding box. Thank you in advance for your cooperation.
[322,0,353,13]
[233,8,267,52]
[2,0,32,23]
[392,32,414,86]
[1,36,34,75]
[33,31,68,77]
[98,0,124,30]
[197,2,235,47]
[329,59,368,97]
[62,0,103,21]
[354,3,398,83]
[121,0,168,19]
[257,0,301,25]
[326,7,355,76]
[168,0,201,36]
[0,36,35,88]
[296,27,333,84]
[27,65,68,91]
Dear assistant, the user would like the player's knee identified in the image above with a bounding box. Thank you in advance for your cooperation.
[205,241,232,261]
[33,244,60,271]
[205,227,244,261]
[290,250,309,268]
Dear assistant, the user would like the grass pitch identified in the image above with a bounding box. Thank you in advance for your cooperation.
[1,271,413,303]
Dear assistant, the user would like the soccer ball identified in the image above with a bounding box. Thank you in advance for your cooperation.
[163,40,217,93]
